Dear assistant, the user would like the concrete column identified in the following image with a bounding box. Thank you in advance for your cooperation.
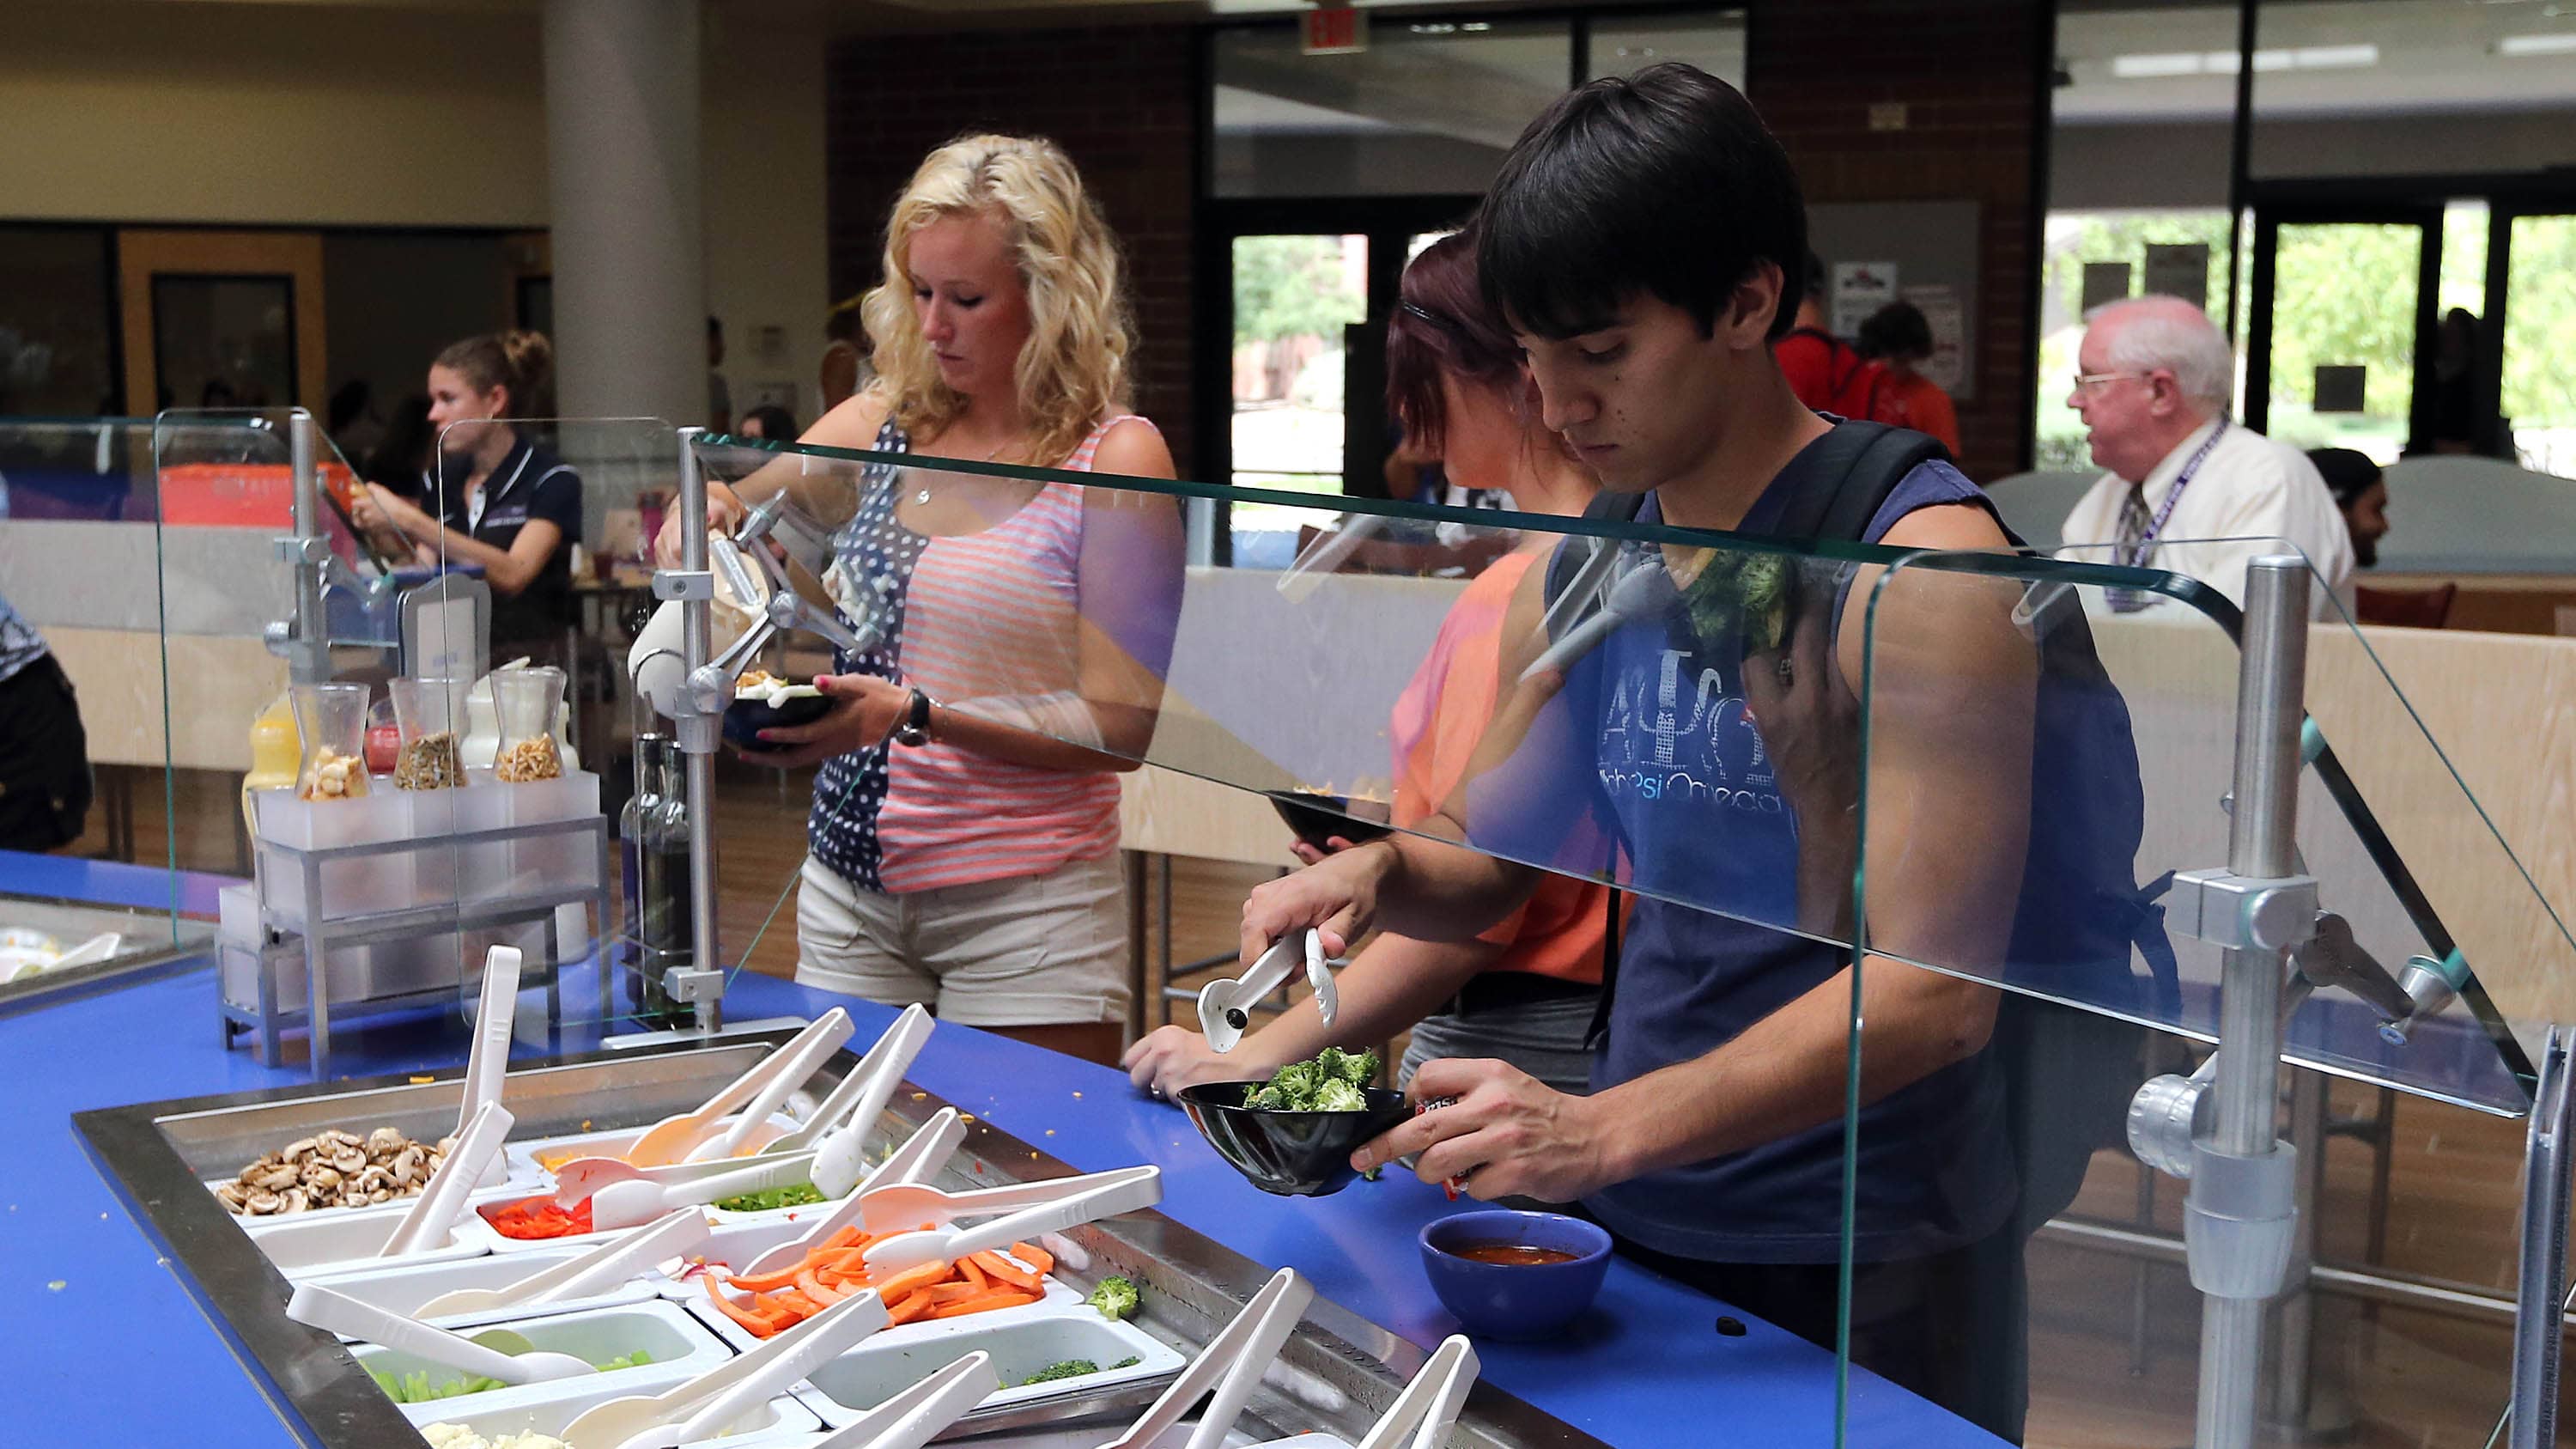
[542,0,702,425]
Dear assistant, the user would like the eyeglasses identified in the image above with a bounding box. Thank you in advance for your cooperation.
[2070,370,2143,395]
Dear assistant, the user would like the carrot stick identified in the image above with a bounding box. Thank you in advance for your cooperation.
[797,1266,851,1306]
[918,1282,979,1305]
[970,1249,1042,1294]
[874,1260,953,1302]
[770,1288,823,1318]
[927,1287,1041,1319]
[723,1261,809,1294]
[703,1276,780,1338]
[957,1256,988,1294]
[886,1288,939,1325]
[823,1224,865,1251]
[1008,1241,1054,1277]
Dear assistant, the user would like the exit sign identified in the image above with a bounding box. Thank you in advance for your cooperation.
[1302,5,1367,55]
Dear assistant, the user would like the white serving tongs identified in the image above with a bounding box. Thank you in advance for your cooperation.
[1349,1336,1479,1449]
[588,1147,829,1233]
[1102,1268,1314,1449]
[683,1006,863,1162]
[286,1280,594,1386]
[378,1101,513,1258]
[737,1107,967,1278]
[1200,929,1336,1055]
[550,1004,927,1203]
[858,1164,1163,1277]
[556,1288,891,1449]
[410,1208,711,1319]
[458,945,522,1187]
[805,1349,999,1449]
[567,1009,855,1172]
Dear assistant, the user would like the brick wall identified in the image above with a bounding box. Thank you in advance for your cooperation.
[1747,0,2050,481]
[823,23,1200,473]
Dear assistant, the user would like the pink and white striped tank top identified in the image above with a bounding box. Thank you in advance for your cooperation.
[806,415,1150,894]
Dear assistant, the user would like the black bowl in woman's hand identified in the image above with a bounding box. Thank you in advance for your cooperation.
[1176,1082,1412,1197]
[723,683,832,752]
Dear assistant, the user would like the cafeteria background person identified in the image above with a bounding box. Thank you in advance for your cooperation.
[352,330,583,664]
[1123,229,1609,1103]
[2056,295,2351,613]
[1237,64,2041,1440]
[0,588,93,852]
[659,133,1184,1067]
[820,295,870,411]
[1856,299,1961,457]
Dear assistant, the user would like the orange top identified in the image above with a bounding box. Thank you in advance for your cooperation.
[1883,371,1961,458]
[1386,551,1613,983]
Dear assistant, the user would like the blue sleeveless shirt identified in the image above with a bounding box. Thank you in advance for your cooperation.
[1573,448,2019,1265]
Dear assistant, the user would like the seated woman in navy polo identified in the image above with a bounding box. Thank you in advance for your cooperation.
[352,329,582,660]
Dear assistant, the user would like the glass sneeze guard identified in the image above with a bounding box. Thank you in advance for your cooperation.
[685,430,2561,1447]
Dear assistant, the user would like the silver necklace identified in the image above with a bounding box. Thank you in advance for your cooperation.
[917,439,1012,504]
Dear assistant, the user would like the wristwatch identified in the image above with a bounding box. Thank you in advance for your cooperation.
[894,687,936,747]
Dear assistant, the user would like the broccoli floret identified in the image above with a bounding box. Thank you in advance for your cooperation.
[1314,1079,1369,1113]
[1313,1046,1378,1089]
[1022,1359,1101,1386]
[1265,1060,1319,1101]
[1247,1085,1288,1111]
[1112,1355,1141,1369]
[1087,1275,1139,1322]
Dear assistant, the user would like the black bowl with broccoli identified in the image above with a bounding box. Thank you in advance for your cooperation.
[1176,1048,1410,1197]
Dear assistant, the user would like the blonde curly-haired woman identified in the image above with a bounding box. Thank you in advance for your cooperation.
[665,134,1183,1063]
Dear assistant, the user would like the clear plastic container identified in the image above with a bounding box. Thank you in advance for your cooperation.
[390,676,469,791]
[293,682,374,801]
[491,667,567,783]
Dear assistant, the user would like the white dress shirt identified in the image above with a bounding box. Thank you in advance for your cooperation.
[2057,417,2354,618]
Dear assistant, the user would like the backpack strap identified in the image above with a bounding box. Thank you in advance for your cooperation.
[1763,419,1952,544]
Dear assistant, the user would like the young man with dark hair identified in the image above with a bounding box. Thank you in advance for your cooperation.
[1243,63,2049,1440]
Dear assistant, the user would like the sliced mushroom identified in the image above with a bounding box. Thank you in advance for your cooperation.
[331,1146,368,1176]
[245,1190,283,1215]
[252,1163,301,1191]
[303,1166,343,1195]
[214,1183,250,1212]
[280,1136,319,1162]
[276,1187,310,1214]
[365,1127,406,1155]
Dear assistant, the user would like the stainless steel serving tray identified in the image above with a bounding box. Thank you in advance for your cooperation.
[75,1031,1601,1449]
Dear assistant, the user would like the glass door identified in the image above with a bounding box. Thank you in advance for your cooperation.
[2245,209,2439,464]
[115,229,326,417]
[1226,232,1369,569]
[2498,210,2576,483]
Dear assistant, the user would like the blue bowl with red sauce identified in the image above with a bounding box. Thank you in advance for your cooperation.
[1418,1209,1613,1340]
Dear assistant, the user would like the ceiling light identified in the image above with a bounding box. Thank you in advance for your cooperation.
[2108,44,2377,78]
[2110,52,2202,78]
[2499,32,2576,54]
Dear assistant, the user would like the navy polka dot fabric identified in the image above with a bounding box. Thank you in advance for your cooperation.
[808,419,920,890]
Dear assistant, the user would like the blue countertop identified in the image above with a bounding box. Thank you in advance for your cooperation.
[3,849,1992,1448]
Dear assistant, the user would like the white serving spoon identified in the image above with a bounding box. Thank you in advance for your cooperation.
[1102,1268,1314,1449]
[859,1165,1162,1278]
[590,1011,855,1171]
[459,946,522,1187]
[378,1101,511,1258]
[286,1281,593,1386]
[557,1288,890,1449]
[588,1148,825,1233]
[411,1208,710,1319]
[550,1004,923,1204]
[681,1008,857,1161]
[805,1350,998,1449]
[738,1108,965,1278]
[1352,1336,1479,1449]
[1200,930,1337,1054]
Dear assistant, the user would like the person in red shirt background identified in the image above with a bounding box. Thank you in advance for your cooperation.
[1773,252,1906,426]
[1857,299,1962,457]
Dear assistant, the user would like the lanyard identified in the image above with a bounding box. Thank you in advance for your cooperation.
[2117,420,2228,570]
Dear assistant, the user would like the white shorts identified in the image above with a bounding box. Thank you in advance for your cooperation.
[793,850,1130,1027]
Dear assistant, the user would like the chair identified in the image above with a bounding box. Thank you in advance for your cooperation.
[2354,582,2458,629]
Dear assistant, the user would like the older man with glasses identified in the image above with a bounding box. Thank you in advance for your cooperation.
[2057,295,2350,616]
